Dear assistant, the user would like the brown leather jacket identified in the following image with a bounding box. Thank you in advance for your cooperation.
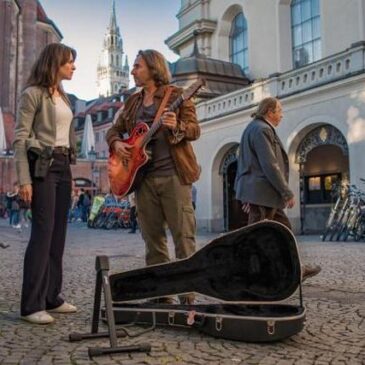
[106,84,201,185]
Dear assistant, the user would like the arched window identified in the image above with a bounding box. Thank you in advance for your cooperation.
[111,54,114,65]
[116,55,119,66]
[229,12,248,74]
[291,0,321,68]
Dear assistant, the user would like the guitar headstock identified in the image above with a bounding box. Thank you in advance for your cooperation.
[182,78,206,101]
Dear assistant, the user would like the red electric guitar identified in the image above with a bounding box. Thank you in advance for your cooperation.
[108,79,205,198]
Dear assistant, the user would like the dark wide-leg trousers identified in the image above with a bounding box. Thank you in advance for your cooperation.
[21,153,72,316]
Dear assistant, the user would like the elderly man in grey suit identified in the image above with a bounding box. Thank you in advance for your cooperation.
[235,97,294,227]
[235,97,321,280]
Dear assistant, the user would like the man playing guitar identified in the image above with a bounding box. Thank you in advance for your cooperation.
[106,49,201,305]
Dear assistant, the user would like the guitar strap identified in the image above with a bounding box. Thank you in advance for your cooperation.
[151,85,173,127]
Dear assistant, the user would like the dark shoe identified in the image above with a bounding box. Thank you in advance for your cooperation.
[302,264,321,282]
[0,242,9,249]
[128,230,136,234]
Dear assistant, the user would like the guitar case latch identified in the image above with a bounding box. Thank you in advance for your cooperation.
[267,320,276,335]
[186,310,196,326]
[168,311,175,325]
[215,316,223,332]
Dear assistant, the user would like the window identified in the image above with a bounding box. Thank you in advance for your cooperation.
[305,173,341,204]
[95,132,100,143]
[291,0,321,68]
[229,12,248,74]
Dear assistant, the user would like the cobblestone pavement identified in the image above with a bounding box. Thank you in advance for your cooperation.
[0,219,364,365]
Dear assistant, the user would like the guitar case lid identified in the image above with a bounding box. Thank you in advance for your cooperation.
[110,220,302,303]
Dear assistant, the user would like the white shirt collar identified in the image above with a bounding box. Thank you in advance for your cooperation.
[263,118,276,129]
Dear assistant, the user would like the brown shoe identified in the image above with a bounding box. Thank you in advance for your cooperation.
[178,295,195,305]
[302,264,321,282]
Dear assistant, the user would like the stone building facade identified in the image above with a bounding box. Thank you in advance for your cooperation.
[0,0,62,193]
[166,0,365,233]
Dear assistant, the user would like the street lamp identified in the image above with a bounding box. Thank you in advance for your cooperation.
[88,146,97,196]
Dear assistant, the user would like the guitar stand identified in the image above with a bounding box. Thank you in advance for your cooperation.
[69,255,152,358]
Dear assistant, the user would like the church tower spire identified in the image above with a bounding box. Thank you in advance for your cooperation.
[97,0,129,97]
[123,55,129,73]
[109,0,118,34]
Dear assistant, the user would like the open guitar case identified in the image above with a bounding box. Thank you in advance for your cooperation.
[69,220,305,357]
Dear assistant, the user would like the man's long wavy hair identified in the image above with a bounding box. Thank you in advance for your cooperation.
[25,43,77,101]
[251,97,278,119]
[138,49,171,86]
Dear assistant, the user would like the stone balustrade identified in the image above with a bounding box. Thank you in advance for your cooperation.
[196,42,365,122]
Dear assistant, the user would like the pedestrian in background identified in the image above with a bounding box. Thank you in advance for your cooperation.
[82,191,92,222]
[0,190,7,218]
[6,182,20,228]
[18,197,31,228]
[128,192,137,233]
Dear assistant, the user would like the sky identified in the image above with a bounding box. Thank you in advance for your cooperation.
[40,0,181,100]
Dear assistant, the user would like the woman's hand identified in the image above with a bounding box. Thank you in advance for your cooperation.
[19,184,32,204]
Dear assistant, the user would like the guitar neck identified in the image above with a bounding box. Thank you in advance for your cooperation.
[141,95,184,147]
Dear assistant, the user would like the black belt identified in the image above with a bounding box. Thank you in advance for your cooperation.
[53,146,70,155]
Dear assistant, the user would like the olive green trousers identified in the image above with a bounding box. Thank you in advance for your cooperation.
[136,174,196,303]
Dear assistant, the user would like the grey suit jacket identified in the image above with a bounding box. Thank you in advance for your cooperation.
[234,117,293,209]
[13,86,77,185]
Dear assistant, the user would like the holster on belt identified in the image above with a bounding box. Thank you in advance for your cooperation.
[27,146,54,178]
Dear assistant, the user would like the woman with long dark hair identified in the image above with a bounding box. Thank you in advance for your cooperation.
[13,43,77,324]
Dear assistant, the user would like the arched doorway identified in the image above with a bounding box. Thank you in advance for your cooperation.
[220,145,247,231]
[296,124,349,233]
